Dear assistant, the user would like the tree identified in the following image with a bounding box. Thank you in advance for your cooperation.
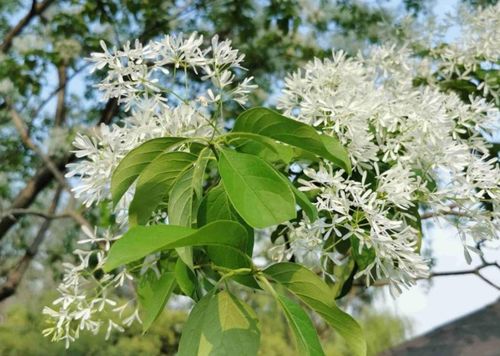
[0,1,498,355]
[0,0,404,302]
[44,2,500,353]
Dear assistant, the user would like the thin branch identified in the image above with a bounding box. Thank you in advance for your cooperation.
[0,186,62,301]
[355,260,500,290]
[0,0,56,53]
[0,155,70,239]
[0,2,198,241]
[54,64,67,126]
[476,272,500,291]
[29,62,90,119]
[8,104,71,192]
[0,209,73,220]
[420,204,472,219]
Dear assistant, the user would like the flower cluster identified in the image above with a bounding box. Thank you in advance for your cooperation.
[418,3,500,102]
[277,39,499,293]
[47,33,256,347]
[42,226,140,348]
[67,33,256,210]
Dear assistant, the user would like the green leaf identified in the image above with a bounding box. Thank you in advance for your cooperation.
[275,294,325,356]
[331,259,357,300]
[223,132,294,164]
[280,175,318,222]
[218,148,296,228]
[168,166,198,267]
[233,107,351,173]
[264,262,366,356]
[111,137,186,206]
[103,220,248,272]
[350,237,376,271]
[169,167,197,226]
[129,151,197,225]
[168,148,211,226]
[175,258,197,298]
[198,183,254,255]
[197,184,258,288]
[178,290,260,356]
[137,270,176,332]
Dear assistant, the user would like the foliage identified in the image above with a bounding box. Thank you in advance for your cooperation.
[0,1,499,356]
[0,292,409,356]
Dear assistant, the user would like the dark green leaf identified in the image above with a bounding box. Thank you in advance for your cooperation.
[111,137,186,206]
[264,262,366,356]
[129,151,196,225]
[198,183,254,255]
[175,258,197,298]
[275,294,325,356]
[103,220,248,272]
[332,259,357,300]
[137,270,176,332]
[350,237,376,271]
[218,148,296,228]
[169,167,197,226]
[178,291,260,356]
[281,175,318,222]
[168,148,211,226]
[168,166,199,268]
[197,184,258,288]
[233,107,351,173]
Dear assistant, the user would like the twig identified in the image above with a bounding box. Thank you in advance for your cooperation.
[0,0,56,53]
[0,209,73,220]
[8,104,71,192]
[0,186,62,301]
[420,204,471,219]
[355,261,500,290]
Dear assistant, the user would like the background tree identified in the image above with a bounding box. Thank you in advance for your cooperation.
[0,0,498,355]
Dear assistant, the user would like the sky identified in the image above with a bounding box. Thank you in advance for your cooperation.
[379,222,500,337]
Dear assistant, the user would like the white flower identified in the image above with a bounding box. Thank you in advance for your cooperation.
[278,26,499,289]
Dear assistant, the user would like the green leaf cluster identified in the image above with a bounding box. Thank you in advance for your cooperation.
[105,107,365,355]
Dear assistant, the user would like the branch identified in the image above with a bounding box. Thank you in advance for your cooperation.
[0,155,70,239]
[0,209,72,220]
[0,3,194,241]
[9,104,71,192]
[0,186,62,301]
[356,260,500,290]
[420,204,472,220]
[0,0,56,53]
[54,64,67,126]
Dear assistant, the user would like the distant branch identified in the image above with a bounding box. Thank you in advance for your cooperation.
[0,2,195,241]
[0,209,73,221]
[355,260,500,291]
[30,62,90,118]
[0,186,62,302]
[8,104,71,192]
[0,155,70,240]
[0,0,56,53]
[420,204,472,219]
[54,64,67,126]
